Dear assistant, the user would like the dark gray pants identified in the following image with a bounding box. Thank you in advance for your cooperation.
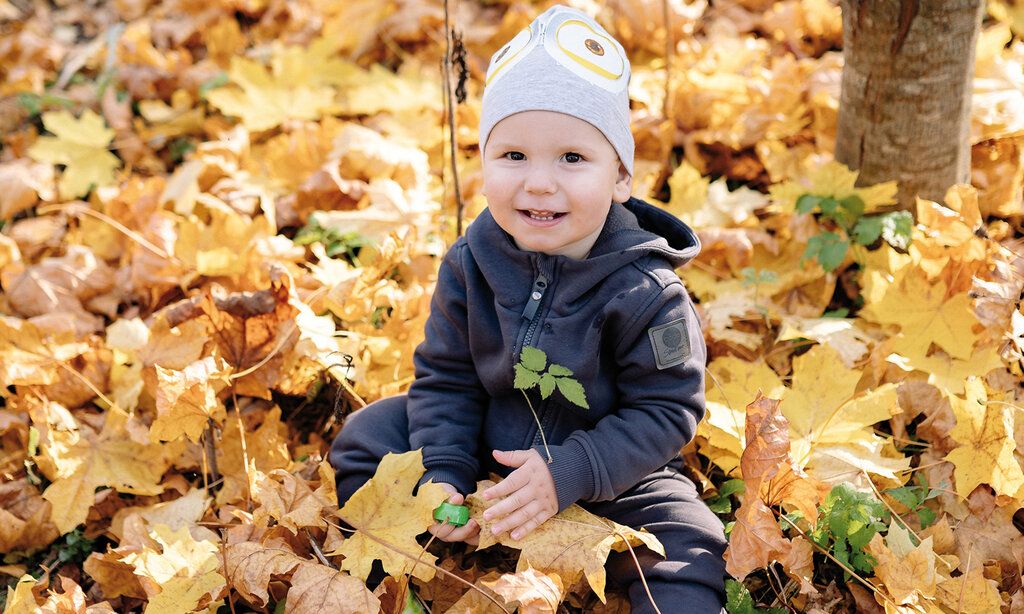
[329,395,728,613]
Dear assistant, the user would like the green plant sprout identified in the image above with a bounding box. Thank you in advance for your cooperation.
[795,193,913,272]
[513,346,589,464]
[809,483,889,580]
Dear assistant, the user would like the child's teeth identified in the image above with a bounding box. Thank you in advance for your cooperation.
[528,210,556,220]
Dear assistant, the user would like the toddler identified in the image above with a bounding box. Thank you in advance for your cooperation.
[330,5,728,611]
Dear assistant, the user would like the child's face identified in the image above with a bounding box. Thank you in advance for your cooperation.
[482,110,631,260]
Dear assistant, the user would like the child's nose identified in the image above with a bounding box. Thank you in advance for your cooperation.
[523,166,557,194]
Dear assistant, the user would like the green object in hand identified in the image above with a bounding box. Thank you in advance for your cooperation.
[433,502,470,527]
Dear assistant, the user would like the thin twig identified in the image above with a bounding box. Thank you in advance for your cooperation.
[305,528,337,569]
[609,526,663,614]
[230,391,252,511]
[519,389,553,463]
[442,0,464,237]
[203,419,221,486]
[37,202,180,263]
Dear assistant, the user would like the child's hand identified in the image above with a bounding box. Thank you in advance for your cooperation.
[426,483,480,545]
[481,449,557,541]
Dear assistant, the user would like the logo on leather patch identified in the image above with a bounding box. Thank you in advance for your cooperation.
[647,317,690,370]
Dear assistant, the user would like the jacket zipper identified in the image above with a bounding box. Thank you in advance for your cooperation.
[515,266,554,449]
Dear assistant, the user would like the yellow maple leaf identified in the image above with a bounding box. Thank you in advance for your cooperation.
[859,268,978,361]
[935,565,1002,614]
[892,344,1004,396]
[25,109,121,200]
[333,449,447,582]
[781,345,908,484]
[768,160,898,214]
[121,524,226,613]
[944,377,1024,499]
[150,356,230,443]
[2,574,41,614]
[205,46,338,132]
[40,411,172,533]
[468,481,664,603]
[0,316,90,386]
[865,521,938,605]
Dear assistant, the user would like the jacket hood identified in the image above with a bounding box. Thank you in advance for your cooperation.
[465,196,701,303]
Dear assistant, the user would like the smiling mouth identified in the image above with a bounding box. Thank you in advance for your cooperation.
[521,209,567,221]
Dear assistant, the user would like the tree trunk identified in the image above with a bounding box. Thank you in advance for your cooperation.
[835,0,984,209]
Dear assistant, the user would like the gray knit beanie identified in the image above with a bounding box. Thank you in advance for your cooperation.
[478,4,634,177]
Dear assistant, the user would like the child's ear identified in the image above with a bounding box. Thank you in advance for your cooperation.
[612,161,632,203]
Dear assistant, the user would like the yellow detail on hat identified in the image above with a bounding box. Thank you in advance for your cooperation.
[555,19,624,81]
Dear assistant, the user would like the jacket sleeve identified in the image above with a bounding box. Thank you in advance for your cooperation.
[407,243,488,496]
[537,281,707,512]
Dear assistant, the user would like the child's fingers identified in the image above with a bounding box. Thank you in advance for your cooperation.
[482,488,529,522]
[490,500,543,538]
[428,519,478,543]
[492,448,533,469]
[481,469,529,501]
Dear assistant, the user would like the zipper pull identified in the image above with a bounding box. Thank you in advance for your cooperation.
[521,272,549,321]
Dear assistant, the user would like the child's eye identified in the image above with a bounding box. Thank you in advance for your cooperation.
[564,152,583,163]
[504,151,525,161]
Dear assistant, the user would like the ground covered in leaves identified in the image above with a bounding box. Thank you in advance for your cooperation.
[2,0,1024,612]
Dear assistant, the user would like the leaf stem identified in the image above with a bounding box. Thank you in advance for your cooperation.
[520,389,553,463]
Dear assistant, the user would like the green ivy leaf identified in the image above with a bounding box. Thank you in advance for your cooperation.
[884,486,923,509]
[852,216,883,245]
[513,364,541,390]
[880,210,914,251]
[725,579,755,614]
[795,193,822,214]
[538,373,556,398]
[719,478,746,499]
[839,194,865,217]
[803,232,849,272]
[917,507,936,529]
[555,377,589,409]
[519,346,547,372]
[547,363,573,377]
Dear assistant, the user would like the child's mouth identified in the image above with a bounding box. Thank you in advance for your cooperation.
[519,209,567,226]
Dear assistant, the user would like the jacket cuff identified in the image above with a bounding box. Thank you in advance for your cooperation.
[538,438,595,512]
[419,461,478,497]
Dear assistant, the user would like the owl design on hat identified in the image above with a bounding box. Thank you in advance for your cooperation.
[483,5,630,96]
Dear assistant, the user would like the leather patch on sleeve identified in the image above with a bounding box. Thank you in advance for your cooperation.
[647,316,691,370]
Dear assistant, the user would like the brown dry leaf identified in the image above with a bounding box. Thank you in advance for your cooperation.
[935,565,1002,614]
[286,561,381,614]
[150,356,231,443]
[224,541,306,608]
[0,158,54,218]
[198,273,300,399]
[0,316,90,386]
[469,483,664,603]
[39,575,116,613]
[865,521,938,605]
[39,411,172,534]
[216,405,292,506]
[724,393,795,580]
[0,478,60,553]
[251,467,334,533]
[333,449,447,582]
[441,571,507,614]
[481,566,563,614]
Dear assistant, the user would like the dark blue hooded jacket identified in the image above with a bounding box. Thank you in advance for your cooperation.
[408,196,706,512]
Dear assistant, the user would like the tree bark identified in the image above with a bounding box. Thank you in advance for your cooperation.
[835,0,984,209]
